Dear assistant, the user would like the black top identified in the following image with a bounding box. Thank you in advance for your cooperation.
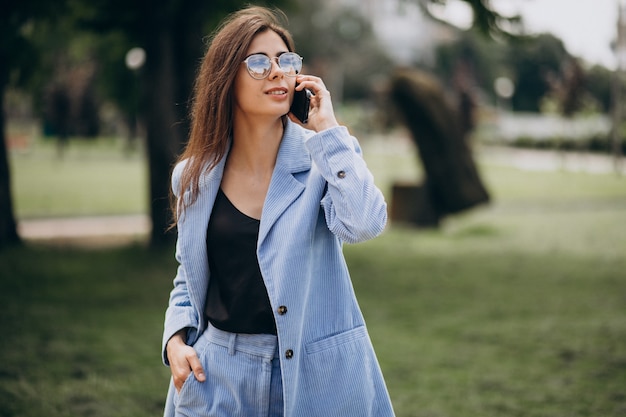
[205,188,277,335]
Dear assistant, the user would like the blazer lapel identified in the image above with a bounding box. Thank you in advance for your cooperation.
[177,154,227,329]
[259,121,311,246]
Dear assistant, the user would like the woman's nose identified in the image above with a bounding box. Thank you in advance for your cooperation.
[268,57,285,79]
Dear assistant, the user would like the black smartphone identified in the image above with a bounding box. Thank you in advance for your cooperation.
[290,87,312,124]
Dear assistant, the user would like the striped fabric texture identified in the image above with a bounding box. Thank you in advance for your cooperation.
[162,120,395,417]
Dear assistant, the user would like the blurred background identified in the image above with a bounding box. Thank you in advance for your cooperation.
[1,0,624,245]
[1,0,625,416]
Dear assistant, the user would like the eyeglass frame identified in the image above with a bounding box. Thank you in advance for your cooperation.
[242,52,303,80]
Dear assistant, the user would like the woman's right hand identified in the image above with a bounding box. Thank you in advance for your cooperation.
[166,330,206,392]
[289,75,339,133]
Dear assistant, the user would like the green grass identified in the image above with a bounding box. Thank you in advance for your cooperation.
[2,135,626,416]
[0,245,174,416]
[9,137,147,218]
[349,222,626,416]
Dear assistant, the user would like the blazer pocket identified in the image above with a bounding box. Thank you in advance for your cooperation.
[305,326,367,355]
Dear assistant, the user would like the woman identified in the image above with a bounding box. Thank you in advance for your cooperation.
[162,6,395,417]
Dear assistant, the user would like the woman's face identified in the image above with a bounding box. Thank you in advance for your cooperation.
[233,30,296,122]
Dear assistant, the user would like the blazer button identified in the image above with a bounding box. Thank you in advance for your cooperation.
[337,170,346,179]
[285,349,294,359]
[277,305,288,315]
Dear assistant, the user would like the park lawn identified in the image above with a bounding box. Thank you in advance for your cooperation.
[0,244,174,416]
[9,136,148,218]
[350,213,626,417]
[2,135,626,416]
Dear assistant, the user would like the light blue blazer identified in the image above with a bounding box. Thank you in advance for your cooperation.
[162,120,395,416]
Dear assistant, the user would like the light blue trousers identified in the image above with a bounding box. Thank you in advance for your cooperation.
[174,324,283,417]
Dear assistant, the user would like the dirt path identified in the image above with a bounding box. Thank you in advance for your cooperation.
[18,214,150,245]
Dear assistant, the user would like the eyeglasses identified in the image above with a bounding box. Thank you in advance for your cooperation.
[242,52,303,80]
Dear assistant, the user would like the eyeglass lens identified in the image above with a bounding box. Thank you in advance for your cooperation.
[245,53,302,79]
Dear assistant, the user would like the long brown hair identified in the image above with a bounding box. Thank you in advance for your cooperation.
[171,6,296,223]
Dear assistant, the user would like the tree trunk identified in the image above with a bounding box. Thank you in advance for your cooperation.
[389,69,490,223]
[0,80,21,250]
[142,31,184,247]
[390,183,440,227]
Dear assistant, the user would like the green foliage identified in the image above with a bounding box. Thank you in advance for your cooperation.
[433,28,507,100]
[585,65,613,113]
[426,1,613,116]
[505,134,626,154]
[0,0,68,86]
[290,4,394,101]
[432,29,611,116]
[418,0,523,39]
[506,34,569,112]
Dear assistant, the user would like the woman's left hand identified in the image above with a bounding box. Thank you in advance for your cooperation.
[289,75,339,132]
